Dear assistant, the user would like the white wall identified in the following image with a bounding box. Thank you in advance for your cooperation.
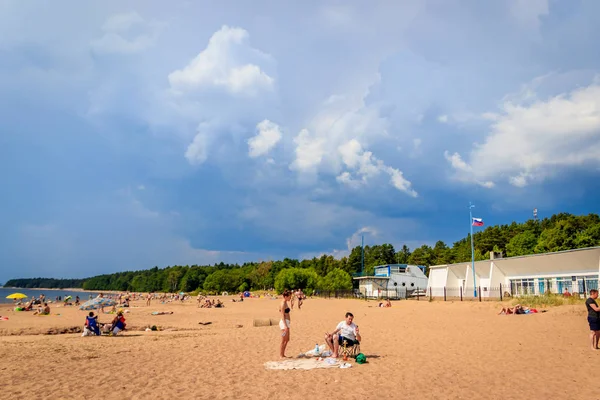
[427,268,447,297]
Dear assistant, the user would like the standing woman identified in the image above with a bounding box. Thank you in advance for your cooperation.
[279,290,292,358]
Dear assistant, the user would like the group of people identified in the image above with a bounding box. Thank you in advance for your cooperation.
[278,289,361,359]
[82,310,127,336]
[289,289,306,310]
[498,304,538,315]
[197,297,224,308]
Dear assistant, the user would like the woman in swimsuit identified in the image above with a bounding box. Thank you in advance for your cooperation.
[279,290,292,358]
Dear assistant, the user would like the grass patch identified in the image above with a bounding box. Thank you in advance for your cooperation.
[511,294,586,307]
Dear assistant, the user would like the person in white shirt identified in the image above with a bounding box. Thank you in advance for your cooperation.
[325,312,361,358]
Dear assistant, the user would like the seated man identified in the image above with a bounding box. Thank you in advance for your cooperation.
[325,312,361,358]
[83,311,100,336]
[34,303,50,315]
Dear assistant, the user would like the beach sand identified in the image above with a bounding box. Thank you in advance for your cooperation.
[0,296,596,399]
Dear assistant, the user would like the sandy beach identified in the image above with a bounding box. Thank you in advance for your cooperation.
[0,296,596,399]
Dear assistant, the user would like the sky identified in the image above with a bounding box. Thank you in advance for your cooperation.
[1,0,600,282]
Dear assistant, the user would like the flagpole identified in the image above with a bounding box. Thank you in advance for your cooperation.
[469,202,477,298]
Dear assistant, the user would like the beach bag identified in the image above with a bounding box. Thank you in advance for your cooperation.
[355,353,367,364]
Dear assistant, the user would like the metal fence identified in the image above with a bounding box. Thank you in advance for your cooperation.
[313,281,600,302]
[427,282,599,302]
[313,288,428,300]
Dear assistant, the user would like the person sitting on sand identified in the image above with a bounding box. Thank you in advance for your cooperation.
[83,312,100,336]
[34,303,50,315]
[325,312,361,358]
[378,299,392,308]
[110,311,127,336]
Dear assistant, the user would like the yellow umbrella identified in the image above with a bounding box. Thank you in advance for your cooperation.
[6,293,28,299]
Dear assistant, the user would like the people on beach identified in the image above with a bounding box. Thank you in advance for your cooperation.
[295,289,304,310]
[379,299,391,308]
[289,290,296,310]
[83,312,100,336]
[325,312,361,358]
[146,292,152,307]
[279,290,292,358]
[498,304,538,315]
[33,302,50,315]
[110,311,127,335]
[586,289,600,350]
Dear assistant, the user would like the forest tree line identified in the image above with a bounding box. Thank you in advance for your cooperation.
[4,212,599,294]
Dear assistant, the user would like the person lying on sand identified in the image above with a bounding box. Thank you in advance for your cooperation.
[325,312,361,358]
[498,304,538,315]
[151,311,174,315]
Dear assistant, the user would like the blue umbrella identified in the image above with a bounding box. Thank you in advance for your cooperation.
[79,297,116,310]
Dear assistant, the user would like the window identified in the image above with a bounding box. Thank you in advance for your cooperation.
[510,278,535,295]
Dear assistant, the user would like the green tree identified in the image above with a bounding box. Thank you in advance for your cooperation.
[395,244,411,264]
[274,268,319,294]
[319,268,352,291]
[505,230,538,257]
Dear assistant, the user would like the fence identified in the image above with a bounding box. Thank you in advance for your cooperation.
[313,288,427,300]
[427,286,506,301]
[313,281,600,302]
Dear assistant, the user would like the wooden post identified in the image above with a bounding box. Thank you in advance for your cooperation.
[499,283,503,301]
[443,286,447,302]
[478,286,482,302]
[460,287,463,302]
[429,287,432,301]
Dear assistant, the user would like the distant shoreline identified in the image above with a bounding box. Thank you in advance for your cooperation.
[1,287,99,292]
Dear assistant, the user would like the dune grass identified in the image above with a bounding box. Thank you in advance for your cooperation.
[510,293,586,307]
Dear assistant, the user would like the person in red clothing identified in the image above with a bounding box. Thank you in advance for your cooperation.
[110,311,126,336]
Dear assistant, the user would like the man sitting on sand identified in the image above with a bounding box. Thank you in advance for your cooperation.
[33,303,50,315]
[83,312,100,336]
[325,312,361,358]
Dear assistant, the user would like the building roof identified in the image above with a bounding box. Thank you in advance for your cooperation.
[352,276,390,281]
[430,246,600,278]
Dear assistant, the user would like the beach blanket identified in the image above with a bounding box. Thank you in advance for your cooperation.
[265,358,351,370]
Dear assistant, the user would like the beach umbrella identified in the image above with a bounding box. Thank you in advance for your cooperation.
[6,293,27,299]
[79,297,116,310]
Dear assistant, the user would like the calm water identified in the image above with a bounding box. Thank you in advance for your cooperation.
[0,288,101,304]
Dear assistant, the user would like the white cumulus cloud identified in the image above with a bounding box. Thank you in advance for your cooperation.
[337,139,417,197]
[248,120,282,158]
[445,80,600,187]
[168,25,274,96]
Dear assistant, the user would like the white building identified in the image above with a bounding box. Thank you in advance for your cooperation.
[427,247,600,298]
[354,264,428,299]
